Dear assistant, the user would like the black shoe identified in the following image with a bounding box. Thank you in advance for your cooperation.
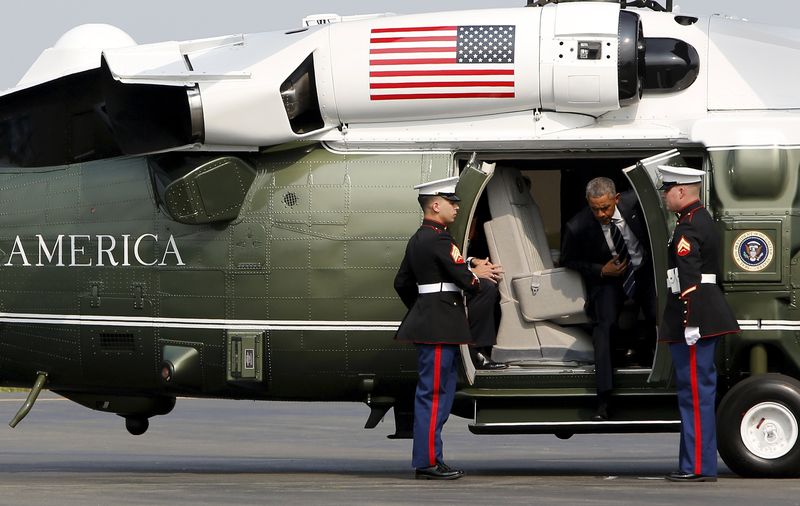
[437,461,463,474]
[665,472,717,482]
[591,406,608,421]
[415,462,464,480]
[623,348,640,367]
[591,393,609,421]
[475,352,508,370]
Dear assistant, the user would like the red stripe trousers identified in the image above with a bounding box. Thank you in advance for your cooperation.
[412,343,459,468]
[669,337,719,476]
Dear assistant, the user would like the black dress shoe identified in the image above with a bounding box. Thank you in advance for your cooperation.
[437,461,463,474]
[623,348,641,367]
[591,393,609,421]
[475,352,508,370]
[415,462,464,480]
[591,406,608,421]
[665,472,717,482]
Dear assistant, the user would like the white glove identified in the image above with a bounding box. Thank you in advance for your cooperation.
[684,326,701,346]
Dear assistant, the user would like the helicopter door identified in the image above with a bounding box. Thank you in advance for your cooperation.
[450,156,496,251]
[449,155,495,384]
[623,149,686,385]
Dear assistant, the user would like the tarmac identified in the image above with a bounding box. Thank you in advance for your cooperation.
[1,392,799,505]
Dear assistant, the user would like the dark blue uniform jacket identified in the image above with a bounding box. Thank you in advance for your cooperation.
[394,219,479,344]
[659,200,739,342]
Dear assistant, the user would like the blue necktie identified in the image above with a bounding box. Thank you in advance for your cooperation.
[610,222,636,298]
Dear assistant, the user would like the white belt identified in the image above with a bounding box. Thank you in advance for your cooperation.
[418,282,459,294]
[668,271,717,294]
[701,274,717,284]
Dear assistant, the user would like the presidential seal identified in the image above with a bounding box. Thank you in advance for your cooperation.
[733,231,774,272]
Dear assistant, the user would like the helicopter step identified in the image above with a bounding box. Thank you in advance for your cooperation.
[462,387,679,436]
[468,418,681,436]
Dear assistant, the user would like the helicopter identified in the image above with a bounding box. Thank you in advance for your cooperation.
[1,0,800,478]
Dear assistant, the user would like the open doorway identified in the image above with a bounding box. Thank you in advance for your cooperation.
[457,153,672,382]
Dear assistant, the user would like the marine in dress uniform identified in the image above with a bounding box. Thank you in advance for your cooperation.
[394,177,483,480]
[658,166,740,483]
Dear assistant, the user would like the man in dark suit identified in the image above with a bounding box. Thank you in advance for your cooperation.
[560,177,657,420]
[394,176,499,480]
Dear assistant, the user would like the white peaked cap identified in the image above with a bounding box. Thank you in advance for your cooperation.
[657,165,705,189]
[414,176,460,201]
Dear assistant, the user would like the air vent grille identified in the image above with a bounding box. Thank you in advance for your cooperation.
[99,333,136,352]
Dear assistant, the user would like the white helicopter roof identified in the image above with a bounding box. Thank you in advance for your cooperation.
[3,3,800,157]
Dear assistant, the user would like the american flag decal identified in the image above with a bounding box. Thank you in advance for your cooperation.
[369,25,516,101]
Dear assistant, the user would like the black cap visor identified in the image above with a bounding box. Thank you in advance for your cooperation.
[438,193,461,202]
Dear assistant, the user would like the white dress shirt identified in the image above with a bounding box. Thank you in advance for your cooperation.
[601,207,644,269]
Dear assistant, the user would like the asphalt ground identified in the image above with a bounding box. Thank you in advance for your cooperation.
[0,392,799,505]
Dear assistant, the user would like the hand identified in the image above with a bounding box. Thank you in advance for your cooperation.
[472,257,504,283]
[684,326,700,346]
[600,256,628,277]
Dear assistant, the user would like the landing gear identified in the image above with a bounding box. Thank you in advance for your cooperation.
[125,416,150,436]
[717,374,800,477]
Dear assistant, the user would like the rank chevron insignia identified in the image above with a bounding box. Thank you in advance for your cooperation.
[677,236,691,257]
[450,244,465,264]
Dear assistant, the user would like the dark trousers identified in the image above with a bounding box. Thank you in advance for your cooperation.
[467,278,499,349]
[412,343,459,468]
[670,337,719,476]
[589,268,657,394]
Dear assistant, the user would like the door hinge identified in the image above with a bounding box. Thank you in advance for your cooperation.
[133,284,144,310]
[90,283,101,308]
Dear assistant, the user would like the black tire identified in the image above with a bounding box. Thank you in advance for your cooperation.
[717,373,800,477]
[125,417,149,436]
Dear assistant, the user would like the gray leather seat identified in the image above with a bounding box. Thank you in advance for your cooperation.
[482,168,594,364]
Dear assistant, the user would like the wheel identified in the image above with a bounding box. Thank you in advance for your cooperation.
[717,373,800,477]
[125,417,149,436]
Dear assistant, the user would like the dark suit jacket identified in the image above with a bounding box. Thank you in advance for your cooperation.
[560,190,650,287]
